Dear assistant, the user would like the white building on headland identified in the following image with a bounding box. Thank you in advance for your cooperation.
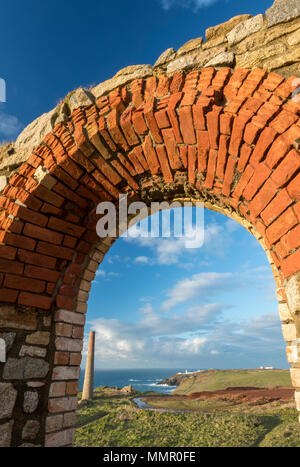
[259,366,274,370]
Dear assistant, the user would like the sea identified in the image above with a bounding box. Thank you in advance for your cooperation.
[78,368,203,394]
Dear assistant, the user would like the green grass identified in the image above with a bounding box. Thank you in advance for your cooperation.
[74,371,300,448]
[173,369,292,395]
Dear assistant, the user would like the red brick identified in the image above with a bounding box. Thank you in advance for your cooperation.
[47,283,56,295]
[63,236,77,249]
[206,110,220,150]
[270,109,298,134]
[294,200,300,221]
[56,295,74,311]
[23,223,63,245]
[243,122,261,145]
[0,288,18,303]
[54,352,69,365]
[188,146,197,184]
[261,189,293,226]
[205,149,218,189]
[281,225,300,253]
[237,144,252,173]
[178,107,196,144]
[216,135,229,179]
[192,105,206,131]
[170,73,184,94]
[17,249,57,269]
[90,171,120,200]
[243,163,271,201]
[266,207,298,244]
[155,109,170,129]
[0,232,36,251]
[11,205,48,227]
[179,147,188,168]
[144,98,163,144]
[106,108,130,151]
[142,135,160,175]
[53,181,88,210]
[145,76,157,100]
[127,149,145,175]
[24,264,60,283]
[220,113,233,135]
[69,353,82,366]
[131,79,144,108]
[110,159,139,190]
[248,178,277,217]
[265,136,289,169]
[132,109,148,135]
[4,274,45,293]
[287,173,300,200]
[119,108,140,146]
[32,184,64,208]
[130,146,149,172]
[59,285,77,298]
[271,150,300,187]
[167,93,183,143]
[18,292,53,310]
[66,381,79,396]
[250,127,278,167]
[281,250,300,278]
[222,156,237,197]
[156,146,173,183]
[37,242,74,260]
[229,115,250,157]
[197,130,210,173]
[47,217,85,238]
[161,129,182,170]
[0,245,17,260]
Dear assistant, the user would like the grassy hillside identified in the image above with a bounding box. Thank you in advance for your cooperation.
[74,387,300,447]
[172,369,292,395]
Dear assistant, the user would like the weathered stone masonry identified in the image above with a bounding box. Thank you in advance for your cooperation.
[0,0,300,447]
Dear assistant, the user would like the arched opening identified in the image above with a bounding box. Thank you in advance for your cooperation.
[0,66,299,447]
[74,203,294,447]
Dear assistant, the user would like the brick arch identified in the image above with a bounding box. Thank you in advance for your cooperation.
[0,66,299,447]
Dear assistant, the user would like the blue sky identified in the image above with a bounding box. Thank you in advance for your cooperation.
[1,0,287,370]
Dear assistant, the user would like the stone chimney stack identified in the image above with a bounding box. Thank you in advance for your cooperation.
[81,331,96,401]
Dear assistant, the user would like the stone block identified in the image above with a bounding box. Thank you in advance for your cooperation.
[22,420,40,440]
[0,420,14,447]
[52,366,81,381]
[19,346,47,358]
[0,383,17,420]
[266,0,300,27]
[227,15,264,46]
[0,306,37,331]
[154,48,176,67]
[26,331,50,346]
[23,391,39,414]
[45,428,75,448]
[3,357,49,380]
[46,415,64,433]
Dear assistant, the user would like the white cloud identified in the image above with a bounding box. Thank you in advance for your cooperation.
[160,0,218,11]
[0,111,22,137]
[83,309,285,369]
[96,270,106,277]
[139,303,153,314]
[124,216,226,266]
[134,256,150,264]
[162,272,233,310]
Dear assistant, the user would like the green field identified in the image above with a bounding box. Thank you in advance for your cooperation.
[74,370,300,448]
[172,369,292,394]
